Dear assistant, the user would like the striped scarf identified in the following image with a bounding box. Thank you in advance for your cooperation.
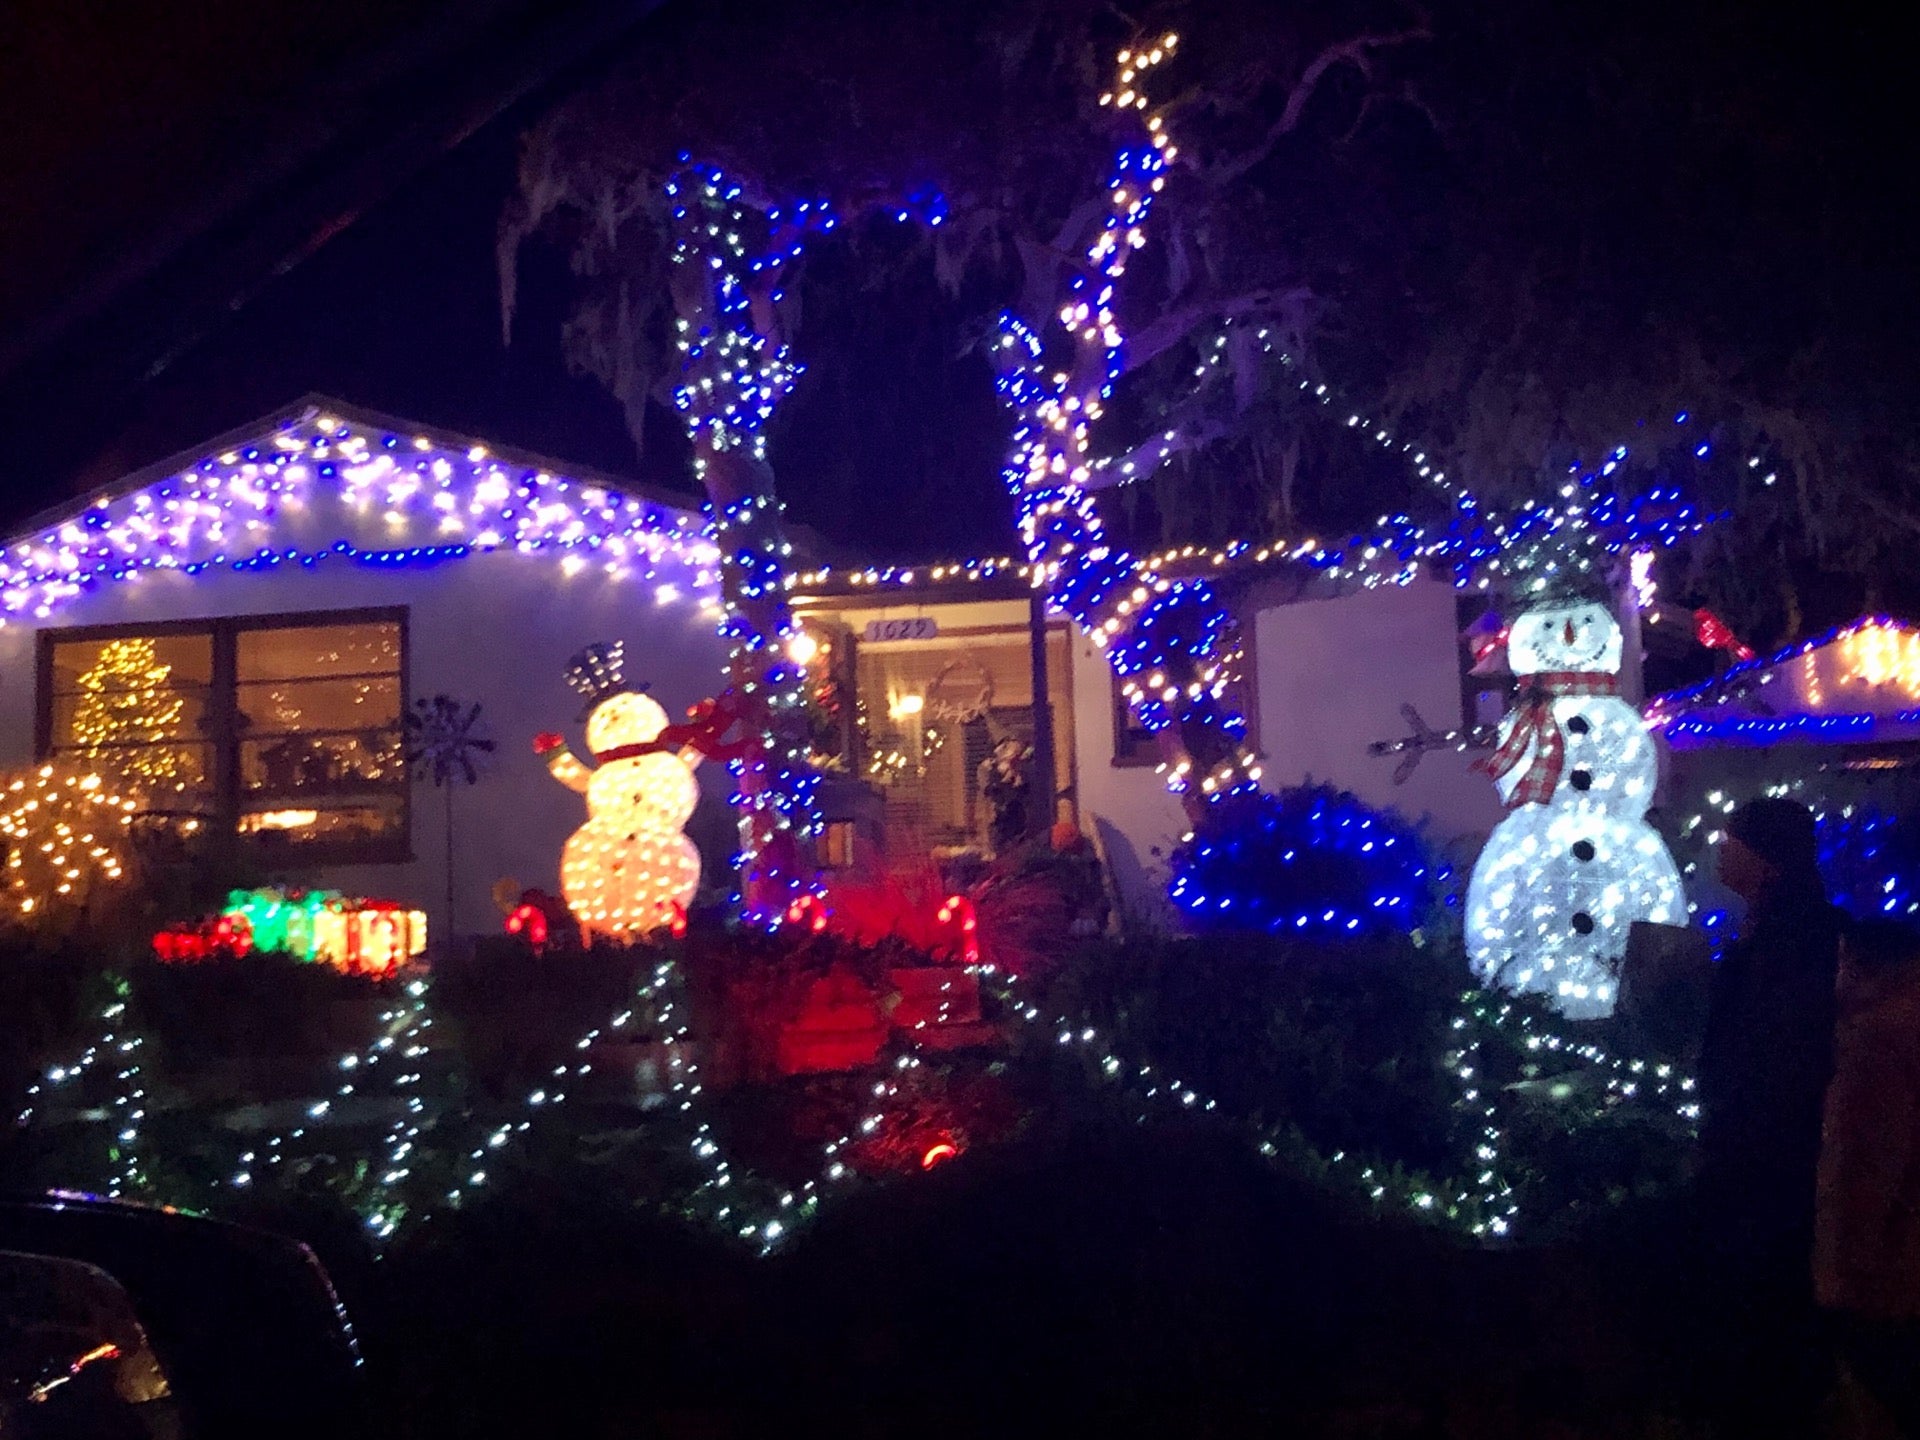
[1477,670,1621,809]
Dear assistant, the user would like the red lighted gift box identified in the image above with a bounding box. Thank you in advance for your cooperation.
[775,971,889,1075]
[886,967,982,1029]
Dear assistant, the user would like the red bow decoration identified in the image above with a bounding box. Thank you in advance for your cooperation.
[1476,670,1622,809]
[593,695,754,765]
[1693,608,1756,663]
[658,695,753,762]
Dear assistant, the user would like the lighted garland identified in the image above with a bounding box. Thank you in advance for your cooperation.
[9,950,1705,1253]
[1819,805,1920,923]
[992,35,1725,821]
[990,968,1695,1241]
[0,764,139,923]
[1676,783,1920,928]
[0,412,720,631]
[1647,613,1920,741]
[12,978,149,1200]
[991,34,1266,807]
[210,949,924,1253]
[68,637,191,790]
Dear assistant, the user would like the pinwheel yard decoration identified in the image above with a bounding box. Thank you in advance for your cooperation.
[405,695,495,942]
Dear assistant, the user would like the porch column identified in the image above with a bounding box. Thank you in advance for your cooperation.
[1027,593,1056,840]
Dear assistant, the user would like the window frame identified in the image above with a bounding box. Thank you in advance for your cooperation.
[1109,671,1161,768]
[1456,593,1516,731]
[36,606,411,865]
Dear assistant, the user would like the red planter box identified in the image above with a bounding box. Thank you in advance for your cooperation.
[886,968,982,1031]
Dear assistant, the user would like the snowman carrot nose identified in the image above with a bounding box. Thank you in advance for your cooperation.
[1563,618,1577,647]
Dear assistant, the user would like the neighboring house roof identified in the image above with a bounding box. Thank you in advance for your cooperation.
[0,395,719,630]
[1646,615,1920,748]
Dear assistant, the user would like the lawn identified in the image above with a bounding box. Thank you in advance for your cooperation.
[2,926,1735,1435]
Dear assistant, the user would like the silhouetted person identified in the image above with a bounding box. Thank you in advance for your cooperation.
[1818,918,1920,1434]
[1695,797,1844,1429]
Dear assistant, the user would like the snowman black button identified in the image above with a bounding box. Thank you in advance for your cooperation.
[1569,769,1593,791]
[1572,839,1596,862]
[1571,911,1596,934]
[1566,714,1591,735]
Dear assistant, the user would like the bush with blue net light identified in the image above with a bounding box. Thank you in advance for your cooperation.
[1819,805,1920,923]
[1167,784,1451,937]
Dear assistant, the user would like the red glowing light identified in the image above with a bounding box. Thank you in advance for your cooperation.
[1694,607,1756,662]
[920,1141,960,1170]
[938,894,980,966]
[152,913,253,962]
[505,901,550,950]
[785,893,830,933]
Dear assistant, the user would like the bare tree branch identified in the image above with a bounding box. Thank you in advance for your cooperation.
[1208,22,1432,187]
[1856,488,1920,540]
[1087,417,1232,490]
[1121,286,1315,375]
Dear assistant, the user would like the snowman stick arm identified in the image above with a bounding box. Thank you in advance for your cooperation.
[1367,704,1499,782]
[545,746,593,793]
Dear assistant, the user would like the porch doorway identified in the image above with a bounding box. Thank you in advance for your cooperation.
[792,590,1076,873]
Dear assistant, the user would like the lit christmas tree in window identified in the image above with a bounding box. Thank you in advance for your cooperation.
[71,638,188,790]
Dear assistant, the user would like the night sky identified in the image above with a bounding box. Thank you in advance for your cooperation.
[0,0,1013,560]
[0,1,1909,572]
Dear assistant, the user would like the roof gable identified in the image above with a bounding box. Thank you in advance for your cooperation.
[0,397,718,629]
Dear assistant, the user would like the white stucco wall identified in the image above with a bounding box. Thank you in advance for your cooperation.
[1252,577,1503,856]
[1067,627,1188,929]
[1065,577,1505,927]
[0,495,730,937]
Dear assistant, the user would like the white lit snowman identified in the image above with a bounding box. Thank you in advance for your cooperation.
[534,643,702,938]
[1465,596,1685,1018]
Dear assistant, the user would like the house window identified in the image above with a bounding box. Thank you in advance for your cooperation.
[1111,672,1160,768]
[823,820,858,869]
[1457,594,1515,728]
[39,609,408,862]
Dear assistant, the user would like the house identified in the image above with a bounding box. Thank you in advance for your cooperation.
[1642,616,1920,924]
[0,398,1510,937]
[1647,615,1920,759]
[1645,612,1920,837]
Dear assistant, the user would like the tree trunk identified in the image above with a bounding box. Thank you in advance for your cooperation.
[662,167,821,922]
[697,443,816,920]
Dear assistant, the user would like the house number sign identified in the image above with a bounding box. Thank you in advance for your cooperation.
[863,617,938,642]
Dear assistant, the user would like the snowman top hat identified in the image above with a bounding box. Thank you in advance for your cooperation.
[1479,505,1618,608]
[565,641,648,719]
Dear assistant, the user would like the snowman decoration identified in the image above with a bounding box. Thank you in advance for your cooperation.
[534,643,703,939]
[1465,595,1685,1018]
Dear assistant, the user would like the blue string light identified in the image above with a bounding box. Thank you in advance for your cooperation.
[1662,711,1920,745]
[1821,807,1920,922]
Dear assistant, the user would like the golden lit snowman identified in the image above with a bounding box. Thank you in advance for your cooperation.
[534,642,702,938]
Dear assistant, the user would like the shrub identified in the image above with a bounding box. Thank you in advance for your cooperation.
[1167,784,1451,937]
[1819,804,1920,923]
[1026,930,1470,1177]
[130,949,391,1099]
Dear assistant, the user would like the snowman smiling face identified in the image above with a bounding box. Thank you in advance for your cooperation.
[1506,600,1623,676]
